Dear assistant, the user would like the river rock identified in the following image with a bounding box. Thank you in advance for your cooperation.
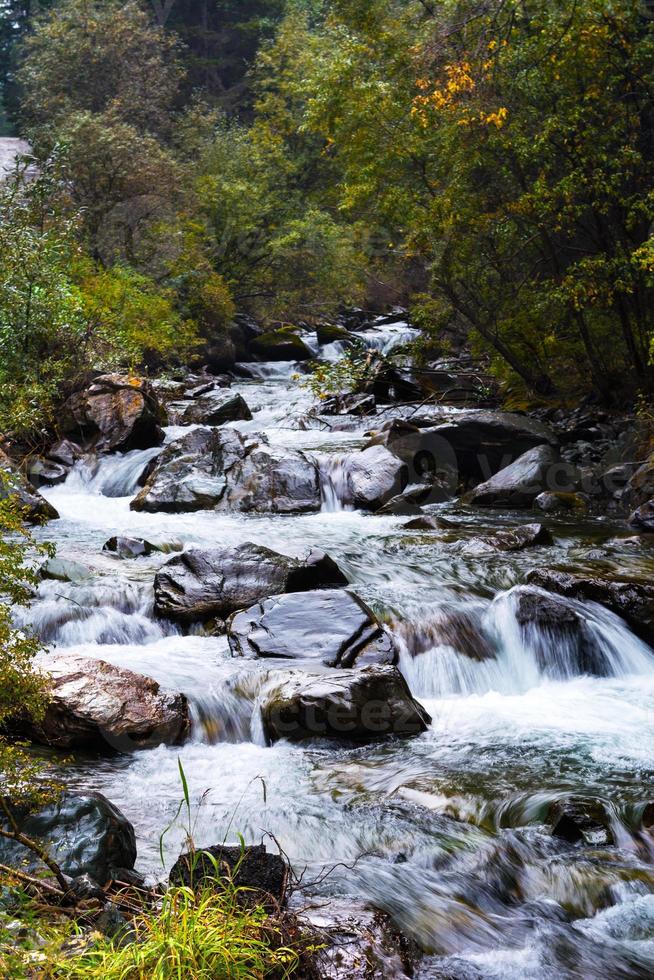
[621,456,654,511]
[527,569,654,646]
[466,445,567,508]
[628,499,654,534]
[396,608,495,662]
[103,536,162,559]
[23,654,189,751]
[403,515,454,531]
[451,524,552,557]
[228,590,397,667]
[298,898,414,980]
[41,557,92,583]
[46,439,84,468]
[172,389,252,427]
[258,665,431,744]
[250,329,312,361]
[535,491,588,514]
[0,792,136,885]
[320,392,376,416]
[0,448,59,523]
[548,797,614,847]
[512,588,610,676]
[59,375,166,452]
[427,409,557,481]
[170,844,288,909]
[154,543,348,623]
[25,456,68,488]
[344,445,408,511]
[130,426,249,513]
[219,443,320,514]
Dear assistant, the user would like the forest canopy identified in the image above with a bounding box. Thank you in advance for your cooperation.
[0,0,653,433]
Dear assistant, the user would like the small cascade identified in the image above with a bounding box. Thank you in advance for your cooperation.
[190,690,254,745]
[316,453,355,512]
[357,318,421,356]
[20,579,176,647]
[62,447,162,498]
[396,587,654,700]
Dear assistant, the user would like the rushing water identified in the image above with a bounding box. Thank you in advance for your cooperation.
[25,320,654,977]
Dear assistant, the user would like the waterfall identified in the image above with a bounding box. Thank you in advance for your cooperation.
[397,587,654,700]
[62,447,162,498]
[316,453,355,512]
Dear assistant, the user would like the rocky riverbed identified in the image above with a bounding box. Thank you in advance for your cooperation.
[5,312,654,977]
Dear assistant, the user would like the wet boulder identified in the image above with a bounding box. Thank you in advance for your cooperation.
[466,445,567,508]
[629,499,654,534]
[535,491,588,514]
[219,443,321,514]
[298,897,414,980]
[621,456,654,511]
[41,557,92,583]
[344,445,408,511]
[0,792,136,885]
[403,515,454,532]
[527,569,654,646]
[548,797,614,847]
[259,665,431,744]
[451,523,552,557]
[395,608,495,663]
[154,543,348,623]
[427,409,557,481]
[25,456,68,488]
[0,449,59,523]
[512,588,610,677]
[172,389,252,427]
[130,427,249,513]
[228,590,397,667]
[59,375,166,453]
[103,536,163,559]
[46,439,84,468]
[250,329,312,362]
[170,844,288,910]
[316,323,357,345]
[23,654,189,751]
[319,392,376,417]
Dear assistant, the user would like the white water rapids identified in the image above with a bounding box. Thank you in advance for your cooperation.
[23,319,654,977]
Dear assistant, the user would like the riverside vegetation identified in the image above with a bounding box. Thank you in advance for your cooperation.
[3,1,654,978]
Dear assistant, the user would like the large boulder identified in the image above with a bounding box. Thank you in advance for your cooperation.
[466,445,567,508]
[258,665,431,744]
[427,409,557,481]
[170,844,288,910]
[342,445,408,511]
[250,329,312,362]
[130,427,249,513]
[512,588,610,677]
[171,389,252,427]
[395,608,495,662]
[0,449,59,523]
[622,456,654,511]
[59,375,166,453]
[154,543,348,623]
[629,499,654,534]
[219,444,320,514]
[527,569,654,646]
[0,793,136,885]
[228,590,396,667]
[23,654,189,751]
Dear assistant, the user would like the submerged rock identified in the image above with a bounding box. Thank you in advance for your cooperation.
[535,491,588,514]
[527,569,654,646]
[395,608,495,663]
[59,374,166,452]
[0,792,136,885]
[258,665,431,744]
[0,449,59,523]
[102,536,177,559]
[23,654,189,751]
[548,797,614,847]
[41,557,92,583]
[170,844,288,909]
[154,543,348,623]
[228,590,397,667]
[466,445,567,508]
